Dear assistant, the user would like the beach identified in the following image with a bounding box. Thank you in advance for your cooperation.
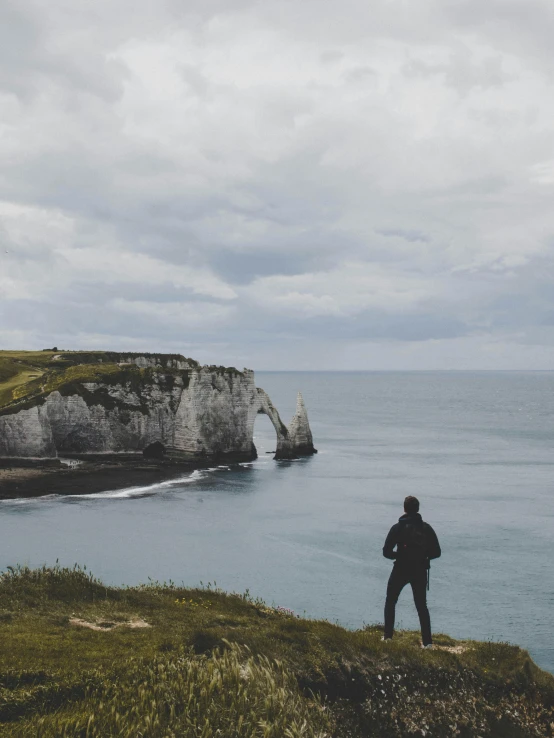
[0,457,200,499]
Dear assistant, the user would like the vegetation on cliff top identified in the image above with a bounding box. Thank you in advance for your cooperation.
[0,565,552,737]
[0,351,248,418]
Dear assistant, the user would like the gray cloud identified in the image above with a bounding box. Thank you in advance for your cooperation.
[377,228,430,244]
[1,0,554,368]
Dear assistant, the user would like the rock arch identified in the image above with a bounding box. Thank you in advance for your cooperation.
[255,389,316,460]
[255,389,293,459]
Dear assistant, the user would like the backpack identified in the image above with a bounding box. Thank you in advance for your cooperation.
[399,522,429,564]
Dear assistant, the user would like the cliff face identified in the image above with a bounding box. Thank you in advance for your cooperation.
[0,354,316,461]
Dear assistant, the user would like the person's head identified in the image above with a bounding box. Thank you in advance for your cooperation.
[404,496,420,515]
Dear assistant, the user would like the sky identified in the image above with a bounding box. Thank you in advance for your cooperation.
[1,0,554,370]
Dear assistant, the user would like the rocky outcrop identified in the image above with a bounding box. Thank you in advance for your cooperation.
[287,393,316,456]
[0,358,316,462]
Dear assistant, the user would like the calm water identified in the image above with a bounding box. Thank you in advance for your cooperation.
[1,372,553,673]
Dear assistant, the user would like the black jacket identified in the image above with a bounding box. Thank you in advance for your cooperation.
[383,513,441,568]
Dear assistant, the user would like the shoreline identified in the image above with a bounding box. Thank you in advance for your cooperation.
[0,455,249,500]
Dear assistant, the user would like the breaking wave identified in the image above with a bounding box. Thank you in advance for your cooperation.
[0,466,231,505]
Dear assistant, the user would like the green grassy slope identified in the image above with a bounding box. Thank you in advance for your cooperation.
[0,566,552,737]
[0,351,202,417]
[0,351,54,409]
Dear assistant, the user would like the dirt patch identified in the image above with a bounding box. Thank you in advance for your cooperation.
[69,617,151,631]
[436,644,469,654]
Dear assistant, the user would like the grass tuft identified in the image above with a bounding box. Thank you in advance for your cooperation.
[25,642,330,737]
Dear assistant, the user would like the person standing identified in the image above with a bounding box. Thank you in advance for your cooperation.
[382,496,441,648]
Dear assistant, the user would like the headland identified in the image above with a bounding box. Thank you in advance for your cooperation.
[0,350,316,498]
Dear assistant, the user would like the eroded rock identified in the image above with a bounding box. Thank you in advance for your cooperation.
[0,358,317,462]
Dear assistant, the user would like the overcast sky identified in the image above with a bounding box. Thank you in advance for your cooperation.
[1,0,554,369]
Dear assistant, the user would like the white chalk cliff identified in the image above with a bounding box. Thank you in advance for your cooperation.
[0,358,316,461]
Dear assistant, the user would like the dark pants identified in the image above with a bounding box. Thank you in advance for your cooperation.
[384,565,432,645]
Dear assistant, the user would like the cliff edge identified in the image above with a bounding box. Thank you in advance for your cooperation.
[0,565,552,737]
[0,351,316,461]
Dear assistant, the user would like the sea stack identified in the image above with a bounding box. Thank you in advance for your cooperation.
[288,392,317,456]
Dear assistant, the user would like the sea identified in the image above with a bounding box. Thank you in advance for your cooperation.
[1,371,553,674]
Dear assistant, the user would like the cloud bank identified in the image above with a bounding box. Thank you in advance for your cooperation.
[1,0,554,368]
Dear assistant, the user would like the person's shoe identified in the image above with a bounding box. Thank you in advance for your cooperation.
[381,636,392,642]
[421,643,433,649]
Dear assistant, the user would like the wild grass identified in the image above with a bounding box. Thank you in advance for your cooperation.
[0,565,552,737]
[26,643,329,738]
[0,353,53,408]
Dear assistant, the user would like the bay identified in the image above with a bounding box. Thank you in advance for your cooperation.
[1,371,553,673]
